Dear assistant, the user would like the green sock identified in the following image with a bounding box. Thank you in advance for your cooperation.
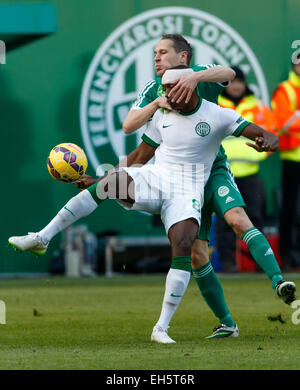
[87,182,104,205]
[192,262,235,327]
[242,227,284,290]
[171,256,192,272]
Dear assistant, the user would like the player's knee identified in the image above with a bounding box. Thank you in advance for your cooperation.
[225,208,252,237]
[191,243,209,268]
[173,236,194,256]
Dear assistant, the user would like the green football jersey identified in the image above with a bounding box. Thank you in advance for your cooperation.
[131,64,229,169]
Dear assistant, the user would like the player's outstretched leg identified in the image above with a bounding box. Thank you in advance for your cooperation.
[241,227,296,305]
[225,207,297,305]
[8,172,134,256]
[8,189,99,256]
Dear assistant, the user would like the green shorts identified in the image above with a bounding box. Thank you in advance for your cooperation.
[198,166,245,241]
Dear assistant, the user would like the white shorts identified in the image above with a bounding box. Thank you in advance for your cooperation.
[117,165,203,234]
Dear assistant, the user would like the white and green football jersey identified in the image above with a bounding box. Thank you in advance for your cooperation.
[131,64,231,171]
[142,97,250,185]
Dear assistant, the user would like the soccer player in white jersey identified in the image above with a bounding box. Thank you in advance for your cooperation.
[122,35,296,339]
[8,67,280,343]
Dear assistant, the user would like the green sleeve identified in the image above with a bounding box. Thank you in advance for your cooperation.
[232,121,251,137]
[141,134,160,148]
[132,80,159,109]
[192,64,226,104]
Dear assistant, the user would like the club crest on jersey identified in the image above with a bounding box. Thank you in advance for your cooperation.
[195,122,211,137]
[80,7,268,175]
[218,186,229,197]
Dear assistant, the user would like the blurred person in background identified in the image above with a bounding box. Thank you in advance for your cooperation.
[272,53,300,271]
[216,66,278,272]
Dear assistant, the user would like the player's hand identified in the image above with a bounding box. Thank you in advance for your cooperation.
[155,96,173,111]
[75,175,97,190]
[246,133,279,152]
[167,74,198,104]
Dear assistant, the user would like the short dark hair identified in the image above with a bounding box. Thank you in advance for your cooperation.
[231,66,246,82]
[161,34,193,66]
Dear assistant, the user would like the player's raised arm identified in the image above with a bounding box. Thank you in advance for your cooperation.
[75,141,156,190]
[123,65,235,134]
[168,65,236,104]
[242,123,279,152]
[123,97,172,134]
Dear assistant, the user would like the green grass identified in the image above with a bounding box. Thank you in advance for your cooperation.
[0,274,299,370]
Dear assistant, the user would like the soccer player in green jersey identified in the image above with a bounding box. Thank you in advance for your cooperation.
[120,34,297,339]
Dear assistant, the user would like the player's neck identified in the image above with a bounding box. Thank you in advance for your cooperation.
[180,94,201,114]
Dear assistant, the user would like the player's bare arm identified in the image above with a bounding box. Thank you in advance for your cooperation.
[123,97,172,134]
[75,141,156,190]
[168,66,236,104]
[243,123,279,152]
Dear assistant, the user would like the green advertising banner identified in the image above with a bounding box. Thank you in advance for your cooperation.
[1,0,299,273]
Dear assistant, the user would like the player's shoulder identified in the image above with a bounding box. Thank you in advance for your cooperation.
[133,79,159,108]
[206,101,239,122]
[192,64,218,71]
[193,98,220,119]
[139,79,158,93]
[217,104,238,116]
[201,98,219,111]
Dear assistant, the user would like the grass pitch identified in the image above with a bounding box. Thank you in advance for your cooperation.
[0,274,299,370]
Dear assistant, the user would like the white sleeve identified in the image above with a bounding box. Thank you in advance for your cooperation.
[142,114,162,147]
[219,107,250,137]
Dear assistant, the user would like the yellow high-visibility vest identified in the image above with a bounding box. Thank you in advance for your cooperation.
[219,95,267,178]
[222,136,267,177]
[276,71,300,162]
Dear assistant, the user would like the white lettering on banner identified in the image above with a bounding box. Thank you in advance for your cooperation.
[102,55,119,73]
[202,24,219,44]
[109,41,124,59]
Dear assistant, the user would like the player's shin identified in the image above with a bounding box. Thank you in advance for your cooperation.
[38,189,98,243]
[155,256,191,331]
[241,227,284,289]
[192,261,236,327]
